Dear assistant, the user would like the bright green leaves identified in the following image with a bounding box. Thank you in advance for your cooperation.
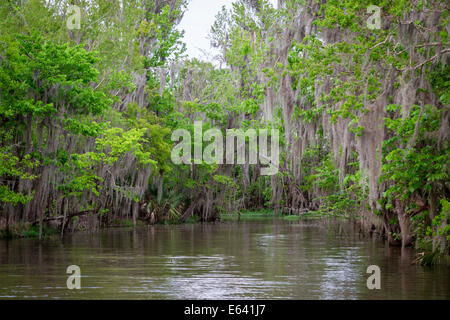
[62,118,104,137]
[435,199,450,241]
[60,152,103,198]
[16,33,100,85]
[2,99,57,119]
[0,33,112,121]
[213,174,236,187]
[239,99,260,115]
[125,103,173,172]
[96,126,156,167]
[0,185,33,206]
[382,104,449,204]
[382,147,444,200]
[0,147,38,206]
[60,121,160,199]
[0,153,38,181]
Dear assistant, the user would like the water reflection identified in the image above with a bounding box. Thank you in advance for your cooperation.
[0,220,449,299]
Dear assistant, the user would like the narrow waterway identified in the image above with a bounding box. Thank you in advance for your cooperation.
[0,219,449,299]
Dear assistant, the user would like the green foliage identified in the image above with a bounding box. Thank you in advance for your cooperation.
[307,154,365,218]
[0,0,448,261]
[433,199,450,241]
[0,146,38,205]
[382,105,448,201]
[0,0,187,230]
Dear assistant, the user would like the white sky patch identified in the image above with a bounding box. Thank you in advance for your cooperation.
[178,0,277,61]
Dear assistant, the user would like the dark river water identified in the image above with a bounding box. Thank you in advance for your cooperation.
[0,218,449,299]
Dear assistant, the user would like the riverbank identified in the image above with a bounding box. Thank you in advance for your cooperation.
[0,209,335,240]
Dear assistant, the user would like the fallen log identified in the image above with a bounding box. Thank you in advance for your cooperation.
[32,209,98,225]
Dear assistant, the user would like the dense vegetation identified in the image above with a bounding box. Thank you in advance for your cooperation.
[0,0,448,262]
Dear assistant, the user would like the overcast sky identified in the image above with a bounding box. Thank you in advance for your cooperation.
[178,0,277,61]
